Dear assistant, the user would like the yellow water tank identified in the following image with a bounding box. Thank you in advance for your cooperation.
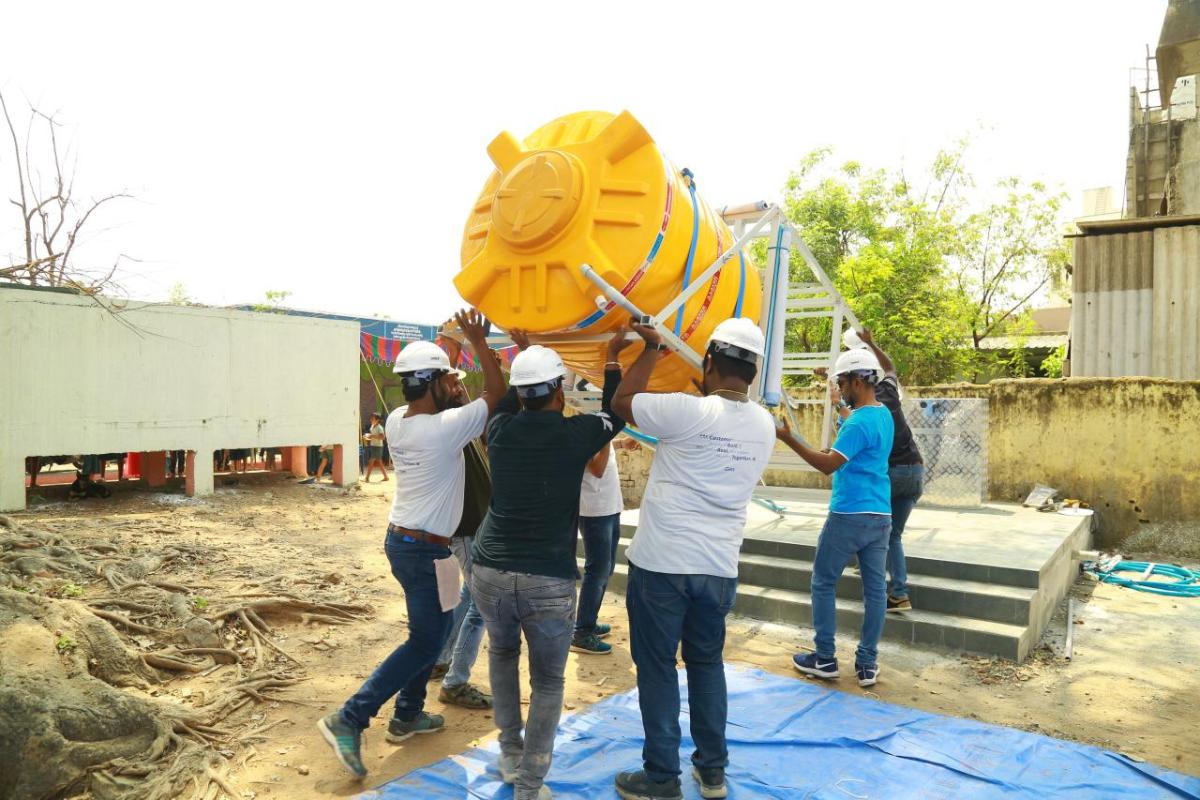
[455,110,761,393]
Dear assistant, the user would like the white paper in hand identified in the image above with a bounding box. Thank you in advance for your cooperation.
[434,556,462,613]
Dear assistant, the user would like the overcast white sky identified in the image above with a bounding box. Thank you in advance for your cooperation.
[0,1,1167,324]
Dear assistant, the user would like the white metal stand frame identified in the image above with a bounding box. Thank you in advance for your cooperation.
[448,202,860,465]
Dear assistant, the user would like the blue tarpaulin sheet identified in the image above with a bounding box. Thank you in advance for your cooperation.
[360,666,1200,799]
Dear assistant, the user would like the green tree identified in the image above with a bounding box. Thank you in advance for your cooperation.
[954,178,1070,350]
[251,289,292,313]
[1041,343,1067,378]
[778,147,972,384]
[776,142,1067,384]
[167,282,191,305]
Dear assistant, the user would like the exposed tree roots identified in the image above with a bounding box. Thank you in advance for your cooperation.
[0,515,373,799]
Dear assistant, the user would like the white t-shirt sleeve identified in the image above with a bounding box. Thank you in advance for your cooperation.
[631,393,698,442]
[438,398,490,450]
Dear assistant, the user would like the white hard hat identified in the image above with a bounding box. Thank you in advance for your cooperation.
[393,341,462,381]
[832,347,884,384]
[842,328,869,350]
[707,317,765,362]
[510,345,566,396]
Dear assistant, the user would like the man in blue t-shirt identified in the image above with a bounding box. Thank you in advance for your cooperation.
[775,347,894,688]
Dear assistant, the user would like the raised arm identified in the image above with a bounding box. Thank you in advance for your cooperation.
[586,445,610,478]
[611,320,661,427]
[775,416,846,476]
[456,308,506,414]
[859,329,895,378]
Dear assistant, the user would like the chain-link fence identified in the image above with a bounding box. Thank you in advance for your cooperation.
[905,397,989,507]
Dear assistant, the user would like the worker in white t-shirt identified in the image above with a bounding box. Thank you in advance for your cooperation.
[572,439,623,655]
[609,318,776,800]
[318,309,505,780]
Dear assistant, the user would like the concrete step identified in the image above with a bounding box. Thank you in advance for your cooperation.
[578,538,1037,627]
[619,523,1043,589]
[594,562,1030,662]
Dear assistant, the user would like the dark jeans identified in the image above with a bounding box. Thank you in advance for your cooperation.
[887,464,925,600]
[627,563,737,785]
[167,450,185,476]
[472,564,575,799]
[575,513,621,636]
[339,534,454,730]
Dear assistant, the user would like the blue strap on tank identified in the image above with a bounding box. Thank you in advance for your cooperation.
[733,251,746,318]
[623,425,659,447]
[674,169,700,336]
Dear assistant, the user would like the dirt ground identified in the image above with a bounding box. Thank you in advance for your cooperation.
[10,473,1200,798]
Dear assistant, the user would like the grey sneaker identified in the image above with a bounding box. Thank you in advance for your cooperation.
[498,751,522,783]
[385,711,444,743]
[316,712,366,778]
[692,765,728,799]
[439,682,493,709]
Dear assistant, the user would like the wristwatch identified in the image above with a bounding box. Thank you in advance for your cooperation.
[648,342,669,351]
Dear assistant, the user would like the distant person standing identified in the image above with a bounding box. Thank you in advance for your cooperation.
[571,438,623,655]
[364,412,389,482]
[167,450,186,479]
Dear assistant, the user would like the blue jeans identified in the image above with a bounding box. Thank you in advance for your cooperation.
[811,512,891,666]
[472,564,575,800]
[887,464,925,600]
[575,513,621,636]
[440,535,486,689]
[339,534,454,730]
[626,563,737,785]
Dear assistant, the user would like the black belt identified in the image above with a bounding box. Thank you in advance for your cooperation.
[387,523,451,546]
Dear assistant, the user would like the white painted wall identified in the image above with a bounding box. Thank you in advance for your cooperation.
[0,286,360,509]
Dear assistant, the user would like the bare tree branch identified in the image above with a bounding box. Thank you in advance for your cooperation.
[2,92,131,293]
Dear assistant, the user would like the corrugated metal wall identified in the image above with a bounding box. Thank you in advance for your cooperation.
[1153,225,1200,378]
[1071,224,1200,379]
[1073,231,1154,376]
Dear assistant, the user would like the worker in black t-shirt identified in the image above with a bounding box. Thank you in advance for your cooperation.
[857,330,923,612]
[822,330,925,612]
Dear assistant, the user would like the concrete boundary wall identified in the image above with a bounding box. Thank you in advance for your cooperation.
[0,287,361,509]
[619,378,1200,546]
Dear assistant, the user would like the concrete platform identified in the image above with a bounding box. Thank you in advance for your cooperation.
[583,487,1092,662]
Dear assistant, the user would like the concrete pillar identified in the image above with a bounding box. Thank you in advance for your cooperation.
[141,451,167,488]
[288,446,308,478]
[280,448,293,471]
[186,450,213,497]
[332,441,359,487]
[0,454,26,512]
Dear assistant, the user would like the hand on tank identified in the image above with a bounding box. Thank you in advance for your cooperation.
[858,328,874,346]
[455,308,489,348]
[630,317,664,349]
[509,328,532,352]
[606,325,634,362]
